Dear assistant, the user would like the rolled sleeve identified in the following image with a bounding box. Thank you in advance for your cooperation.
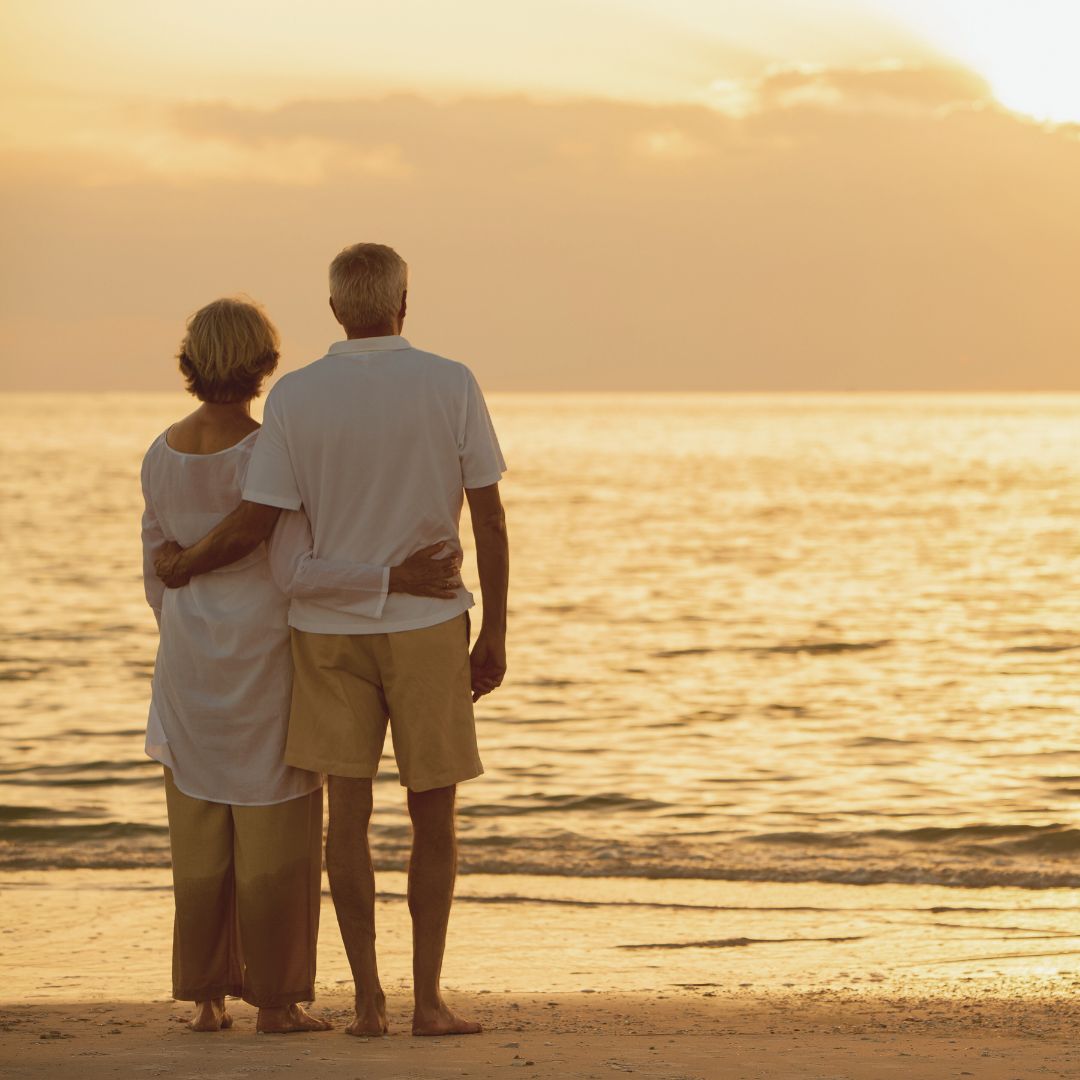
[459,368,507,490]
[267,509,390,619]
[242,393,302,510]
[140,453,166,624]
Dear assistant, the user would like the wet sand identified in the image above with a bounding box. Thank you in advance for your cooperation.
[1,870,1077,1078]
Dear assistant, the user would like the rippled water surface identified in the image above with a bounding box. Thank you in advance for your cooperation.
[2,393,1079,888]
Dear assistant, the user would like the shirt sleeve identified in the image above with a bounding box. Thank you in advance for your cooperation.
[140,454,166,626]
[459,367,507,490]
[242,391,303,510]
[266,508,390,619]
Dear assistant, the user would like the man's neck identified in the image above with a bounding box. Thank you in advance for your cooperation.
[344,321,400,340]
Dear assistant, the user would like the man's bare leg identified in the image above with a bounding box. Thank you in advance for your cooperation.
[189,998,232,1031]
[325,775,389,1036]
[407,784,481,1036]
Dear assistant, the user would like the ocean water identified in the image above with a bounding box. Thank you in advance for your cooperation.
[1,392,1079,890]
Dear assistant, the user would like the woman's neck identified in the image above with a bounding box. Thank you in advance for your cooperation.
[198,400,253,422]
[166,399,259,455]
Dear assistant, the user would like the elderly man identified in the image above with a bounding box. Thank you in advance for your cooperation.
[157,243,509,1038]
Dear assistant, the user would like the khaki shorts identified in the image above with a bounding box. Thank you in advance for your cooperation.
[286,613,483,792]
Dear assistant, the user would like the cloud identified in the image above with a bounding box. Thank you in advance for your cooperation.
[4,70,1080,391]
[755,62,993,114]
[169,94,734,180]
[0,122,414,188]
[162,65,996,184]
[9,64,994,189]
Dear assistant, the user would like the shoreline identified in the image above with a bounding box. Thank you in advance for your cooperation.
[4,869,1078,999]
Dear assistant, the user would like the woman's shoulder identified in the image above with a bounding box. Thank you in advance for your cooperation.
[140,424,261,493]
[141,429,170,467]
[152,423,261,458]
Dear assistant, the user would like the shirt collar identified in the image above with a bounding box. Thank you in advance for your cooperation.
[327,335,411,356]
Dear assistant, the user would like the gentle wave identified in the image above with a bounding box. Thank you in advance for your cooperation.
[0,760,159,777]
[0,760,162,788]
[651,640,893,660]
[460,793,673,817]
[877,823,1080,854]
[618,936,866,950]
[1002,644,1080,654]
[0,805,66,822]
[3,849,1074,890]
[744,640,893,657]
[748,823,1080,854]
[0,821,168,842]
[3,826,1077,889]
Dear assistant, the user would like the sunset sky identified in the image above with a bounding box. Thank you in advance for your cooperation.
[3,0,1080,390]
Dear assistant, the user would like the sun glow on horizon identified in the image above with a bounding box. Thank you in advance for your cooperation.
[873,0,1080,124]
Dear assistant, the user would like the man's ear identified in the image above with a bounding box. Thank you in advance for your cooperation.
[329,296,339,322]
[399,290,408,323]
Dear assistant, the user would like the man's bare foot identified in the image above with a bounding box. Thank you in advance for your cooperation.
[412,1002,482,1037]
[345,991,390,1037]
[188,999,232,1032]
[256,1004,333,1034]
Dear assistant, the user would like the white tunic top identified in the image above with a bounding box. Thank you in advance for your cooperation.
[140,429,390,805]
[242,335,506,635]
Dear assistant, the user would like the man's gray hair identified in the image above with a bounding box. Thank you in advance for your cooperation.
[329,243,409,330]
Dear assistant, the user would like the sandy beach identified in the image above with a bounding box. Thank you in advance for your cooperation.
[2,869,1076,1079]
[4,993,1075,1080]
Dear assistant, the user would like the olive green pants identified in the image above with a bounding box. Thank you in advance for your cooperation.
[164,768,323,1008]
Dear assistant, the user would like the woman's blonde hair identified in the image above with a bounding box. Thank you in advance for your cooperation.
[177,296,280,403]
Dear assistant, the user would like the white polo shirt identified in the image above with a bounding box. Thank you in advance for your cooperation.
[242,335,506,635]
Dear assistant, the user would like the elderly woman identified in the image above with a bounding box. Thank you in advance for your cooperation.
[140,297,458,1034]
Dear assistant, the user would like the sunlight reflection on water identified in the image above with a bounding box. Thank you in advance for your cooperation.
[1,392,1079,888]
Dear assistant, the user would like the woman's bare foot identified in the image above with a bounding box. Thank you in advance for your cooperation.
[345,991,390,1037]
[412,1001,482,1037]
[189,999,232,1032]
[256,1004,333,1034]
